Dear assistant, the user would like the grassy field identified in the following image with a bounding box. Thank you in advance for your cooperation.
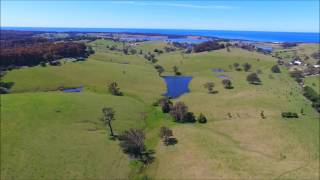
[305,75,320,94]
[1,39,319,179]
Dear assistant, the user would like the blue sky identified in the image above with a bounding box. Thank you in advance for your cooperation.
[1,0,319,32]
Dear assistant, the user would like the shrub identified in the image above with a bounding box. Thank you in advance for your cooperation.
[0,87,10,94]
[247,73,261,85]
[108,82,123,96]
[158,97,173,113]
[290,70,304,82]
[159,126,173,145]
[170,102,188,122]
[222,79,233,89]
[242,63,252,72]
[271,65,281,73]
[281,112,299,118]
[203,82,215,93]
[197,113,207,123]
[173,66,181,76]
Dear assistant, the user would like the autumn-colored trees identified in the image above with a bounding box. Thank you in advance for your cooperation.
[1,42,91,68]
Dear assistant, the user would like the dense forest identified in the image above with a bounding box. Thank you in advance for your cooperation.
[0,30,94,68]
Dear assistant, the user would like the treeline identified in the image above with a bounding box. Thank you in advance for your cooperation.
[193,41,225,52]
[303,86,320,112]
[1,42,93,68]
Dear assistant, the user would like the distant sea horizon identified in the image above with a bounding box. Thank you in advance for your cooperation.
[2,26,319,43]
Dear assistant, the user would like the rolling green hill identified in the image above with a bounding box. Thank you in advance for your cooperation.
[1,39,319,179]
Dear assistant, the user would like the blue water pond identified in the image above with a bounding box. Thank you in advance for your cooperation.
[62,86,83,93]
[162,76,192,98]
[212,68,225,73]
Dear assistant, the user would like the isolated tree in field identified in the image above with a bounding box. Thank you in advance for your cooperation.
[173,66,181,75]
[101,107,115,137]
[118,128,146,159]
[159,97,172,113]
[271,65,281,73]
[159,126,173,145]
[108,82,122,96]
[197,113,207,123]
[170,102,188,122]
[222,79,233,89]
[246,73,261,85]
[203,82,215,94]
[242,63,252,72]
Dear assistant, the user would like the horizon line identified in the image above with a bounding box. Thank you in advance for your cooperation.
[2,26,319,34]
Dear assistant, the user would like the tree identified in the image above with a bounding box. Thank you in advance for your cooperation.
[159,126,173,145]
[222,79,233,89]
[271,65,281,73]
[154,65,164,76]
[242,63,252,72]
[101,107,115,137]
[290,70,304,82]
[233,63,242,71]
[203,82,215,94]
[118,128,146,159]
[197,113,207,123]
[108,82,122,96]
[246,73,261,85]
[130,48,137,55]
[173,66,181,75]
[158,97,172,113]
[170,102,188,122]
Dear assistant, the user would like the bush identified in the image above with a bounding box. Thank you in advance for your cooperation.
[246,73,261,85]
[197,113,207,123]
[271,65,281,73]
[281,112,299,118]
[222,79,233,89]
[0,87,10,94]
[242,63,252,72]
[170,102,188,122]
[158,97,173,113]
[108,82,123,96]
[159,126,173,145]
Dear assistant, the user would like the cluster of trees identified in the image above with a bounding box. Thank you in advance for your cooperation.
[164,46,176,53]
[303,86,320,112]
[281,42,297,48]
[101,107,153,163]
[203,80,233,94]
[144,53,157,63]
[154,48,164,54]
[232,62,252,71]
[193,41,225,53]
[156,98,207,124]
[1,42,93,68]
[154,64,165,76]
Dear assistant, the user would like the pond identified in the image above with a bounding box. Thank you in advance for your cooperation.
[62,86,83,93]
[162,76,193,98]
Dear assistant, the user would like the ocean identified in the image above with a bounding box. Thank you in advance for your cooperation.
[2,27,319,43]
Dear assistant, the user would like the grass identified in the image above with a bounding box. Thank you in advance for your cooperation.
[304,75,320,94]
[1,39,319,179]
